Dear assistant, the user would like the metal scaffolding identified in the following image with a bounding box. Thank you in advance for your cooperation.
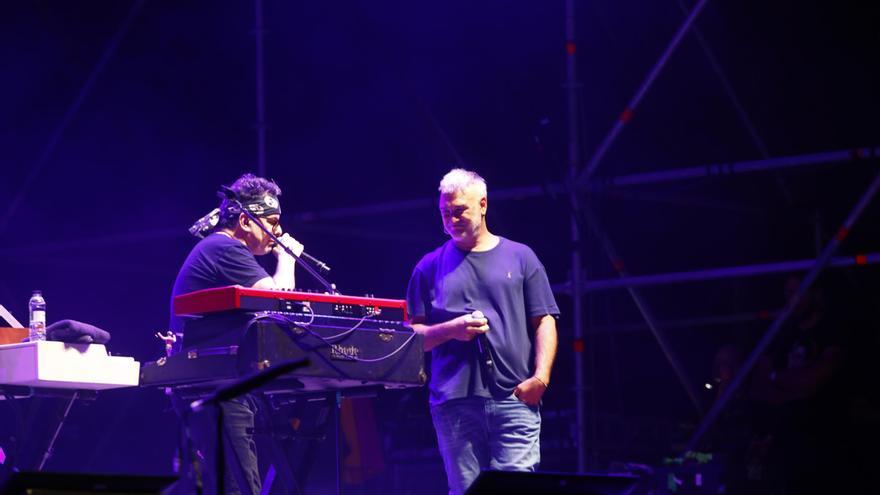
[687,167,880,450]
[555,252,880,292]
[254,0,268,176]
[576,0,711,186]
[562,0,588,472]
[8,1,875,475]
[290,148,877,223]
[281,2,880,472]
[0,0,146,237]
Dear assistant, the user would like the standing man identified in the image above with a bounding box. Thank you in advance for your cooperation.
[406,168,559,495]
[170,173,304,495]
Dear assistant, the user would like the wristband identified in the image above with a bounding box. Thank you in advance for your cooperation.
[533,376,548,389]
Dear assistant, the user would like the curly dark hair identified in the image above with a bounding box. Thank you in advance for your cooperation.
[216,173,282,229]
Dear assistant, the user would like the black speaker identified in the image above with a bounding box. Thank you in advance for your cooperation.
[0,472,177,494]
[466,470,640,495]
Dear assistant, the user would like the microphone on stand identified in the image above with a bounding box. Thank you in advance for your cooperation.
[216,186,332,273]
[293,249,331,273]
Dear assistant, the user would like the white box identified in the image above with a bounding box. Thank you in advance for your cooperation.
[0,341,139,389]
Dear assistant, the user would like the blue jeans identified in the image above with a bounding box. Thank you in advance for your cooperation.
[430,395,541,495]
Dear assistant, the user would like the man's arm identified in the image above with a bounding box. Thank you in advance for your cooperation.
[271,252,296,289]
[410,314,489,352]
[252,277,276,289]
[514,314,558,405]
[252,258,295,290]
[253,234,303,290]
[774,347,842,393]
[750,347,843,404]
[532,314,558,386]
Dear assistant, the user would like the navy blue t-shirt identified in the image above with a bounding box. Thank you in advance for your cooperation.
[169,233,269,341]
[406,237,559,405]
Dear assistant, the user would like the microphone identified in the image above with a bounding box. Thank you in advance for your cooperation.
[274,237,331,273]
[190,358,309,413]
[469,310,494,371]
[298,251,331,273]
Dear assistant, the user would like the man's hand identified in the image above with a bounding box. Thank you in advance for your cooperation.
[447,312,489,342]
[410,311,489,351]
[514,377,548,406]
[273,233,304,259]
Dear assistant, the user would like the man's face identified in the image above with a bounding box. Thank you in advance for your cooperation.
[244,214,282,255]
[439,187,486,245]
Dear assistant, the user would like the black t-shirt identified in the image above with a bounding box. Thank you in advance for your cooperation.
[761,309,849,434]
[406,237,560,405]
[169,233,269,344]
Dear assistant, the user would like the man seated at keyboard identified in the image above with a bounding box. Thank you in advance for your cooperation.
[169,173,304,495]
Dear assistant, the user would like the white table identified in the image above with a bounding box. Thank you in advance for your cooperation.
[0,340,140,470]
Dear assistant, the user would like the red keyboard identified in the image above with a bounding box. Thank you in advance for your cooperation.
[174,285,408,320]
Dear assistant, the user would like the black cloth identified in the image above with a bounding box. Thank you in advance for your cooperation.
[169,233,269,347]
[45,319,111,344]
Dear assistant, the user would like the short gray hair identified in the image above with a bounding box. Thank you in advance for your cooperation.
[438,168,487,197]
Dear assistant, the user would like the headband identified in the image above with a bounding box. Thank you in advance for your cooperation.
[236,194,281,217]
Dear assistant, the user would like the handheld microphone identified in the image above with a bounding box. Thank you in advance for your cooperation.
[470,310,494,370]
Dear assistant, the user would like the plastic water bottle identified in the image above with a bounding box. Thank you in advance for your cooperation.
[28,290,46,342]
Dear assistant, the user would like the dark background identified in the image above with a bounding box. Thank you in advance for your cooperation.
[0,0,877,492]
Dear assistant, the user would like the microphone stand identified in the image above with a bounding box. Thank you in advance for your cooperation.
[225,195,338,294]
[184,358,310,495]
